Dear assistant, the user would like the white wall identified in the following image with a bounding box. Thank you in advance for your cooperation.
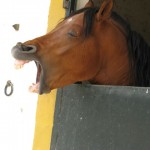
[0,0,50,149]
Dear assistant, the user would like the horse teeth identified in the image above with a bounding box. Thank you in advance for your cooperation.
[14,59,30,69]
[14,64,23,69]
[28,83,39,93]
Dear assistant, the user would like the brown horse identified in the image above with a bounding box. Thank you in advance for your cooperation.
[11,0,150,94]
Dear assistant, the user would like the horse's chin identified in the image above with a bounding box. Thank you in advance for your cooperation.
[14,59,51,94]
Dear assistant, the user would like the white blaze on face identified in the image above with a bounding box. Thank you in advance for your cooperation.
[67,17,73,23]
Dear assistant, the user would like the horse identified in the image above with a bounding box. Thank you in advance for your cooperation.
[11,0,150,94]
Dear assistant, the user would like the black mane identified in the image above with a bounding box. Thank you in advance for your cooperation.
[111,11,150,86]
[68,7,150,87]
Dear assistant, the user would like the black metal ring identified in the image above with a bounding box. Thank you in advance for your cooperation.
[4,80,13,96]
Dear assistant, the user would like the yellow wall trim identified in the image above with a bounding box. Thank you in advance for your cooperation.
[32,0,65,150]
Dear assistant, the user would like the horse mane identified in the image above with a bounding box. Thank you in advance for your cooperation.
[111,12,150,86]
[128,31,150,86]
[67,7,150,87]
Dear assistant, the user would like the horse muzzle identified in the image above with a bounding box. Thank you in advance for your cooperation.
[11,42,51,95]
[11,42,37,60]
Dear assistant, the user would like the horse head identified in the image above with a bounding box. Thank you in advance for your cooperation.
[11,0,132,94]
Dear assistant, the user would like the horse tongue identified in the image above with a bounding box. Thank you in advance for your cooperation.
[28,83,39,93]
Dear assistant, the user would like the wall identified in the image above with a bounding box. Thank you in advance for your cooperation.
[0,0,49,149]
[32,1,65,150]
[93,0,150,44]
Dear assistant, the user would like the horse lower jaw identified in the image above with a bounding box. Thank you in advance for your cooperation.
[14,59,51,94]
[29,82,40,93]
[28,75,51,94]
[14,59,40,93]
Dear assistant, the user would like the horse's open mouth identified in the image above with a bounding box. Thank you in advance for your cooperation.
[14,59,42,94]
[11,42,51,94]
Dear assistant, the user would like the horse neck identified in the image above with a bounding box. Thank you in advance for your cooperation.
[89,19,131,85]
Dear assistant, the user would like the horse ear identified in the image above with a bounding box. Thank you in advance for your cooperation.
[96,0,113,21]
[84,0,94,8]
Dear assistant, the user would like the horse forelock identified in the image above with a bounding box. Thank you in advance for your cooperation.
[67,7,130,37]
[66,7,99,37]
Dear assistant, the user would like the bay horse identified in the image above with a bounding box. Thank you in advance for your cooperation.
[11,0,150,94]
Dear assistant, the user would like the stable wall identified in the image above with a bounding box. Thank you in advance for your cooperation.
[32,1,65,150]
[93,0,150,45]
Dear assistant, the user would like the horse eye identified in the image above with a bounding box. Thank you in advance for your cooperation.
[68,31,78,37]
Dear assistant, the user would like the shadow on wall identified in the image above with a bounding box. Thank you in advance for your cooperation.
[93,0,150,45]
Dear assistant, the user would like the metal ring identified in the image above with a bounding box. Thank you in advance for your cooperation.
[4,80,13,96]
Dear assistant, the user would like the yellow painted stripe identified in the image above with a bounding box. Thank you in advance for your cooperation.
[32,1,65,150]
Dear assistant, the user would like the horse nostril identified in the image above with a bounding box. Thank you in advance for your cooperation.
[22,45,33,51]
[15,42,37,53]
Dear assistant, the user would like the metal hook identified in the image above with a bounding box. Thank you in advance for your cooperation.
[4,80,14,96]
